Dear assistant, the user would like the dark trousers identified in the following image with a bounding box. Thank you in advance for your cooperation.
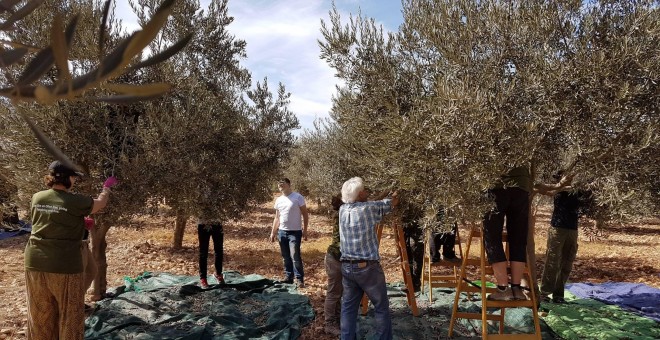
[541,227,578,298]
[483,187,529,263]
[404,226,424,288]
[198,224,223,279]
[430,224,458,260]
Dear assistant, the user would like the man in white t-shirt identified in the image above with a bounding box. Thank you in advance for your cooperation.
[269,178,309,287]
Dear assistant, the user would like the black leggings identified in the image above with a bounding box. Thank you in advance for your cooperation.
[198,224,223,279]
[430,224,458,258]
[483,187,529,263]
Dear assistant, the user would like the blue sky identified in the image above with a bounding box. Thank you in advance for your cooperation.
[115,0,404,133]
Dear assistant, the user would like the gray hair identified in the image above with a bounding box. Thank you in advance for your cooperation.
[341,177,364,203]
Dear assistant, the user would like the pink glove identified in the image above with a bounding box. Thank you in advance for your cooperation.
[103,176,118,188]
[84,217,95,230]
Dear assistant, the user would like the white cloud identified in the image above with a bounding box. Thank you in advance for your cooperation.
[227,0,335,133]
[114,0,402,133]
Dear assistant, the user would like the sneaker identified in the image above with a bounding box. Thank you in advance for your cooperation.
[512,286,528,300]
[552,296,567,304]
[540,294,552,303]
[324,322,341,336]
[443,255,462,264]
[281,277,294,284]
[296,280,305,288]
[214,273,225,285]
[487,286,514,301]
[200,278,209,289]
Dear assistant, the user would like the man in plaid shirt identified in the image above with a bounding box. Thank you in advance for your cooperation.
[339,177,398,340]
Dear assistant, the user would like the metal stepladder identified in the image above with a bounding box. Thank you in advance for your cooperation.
[360,223,419,317]
[421,226,463,302]
[448,225,541,339]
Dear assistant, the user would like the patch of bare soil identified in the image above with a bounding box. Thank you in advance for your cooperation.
[0,204,658,339]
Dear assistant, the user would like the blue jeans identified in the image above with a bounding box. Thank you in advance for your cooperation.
[340,261,392,340]
[278,230,304,281]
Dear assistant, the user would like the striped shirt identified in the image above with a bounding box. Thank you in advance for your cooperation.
[339,199,392,261]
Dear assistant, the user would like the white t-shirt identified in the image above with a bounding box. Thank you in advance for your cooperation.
[274,192,306,231]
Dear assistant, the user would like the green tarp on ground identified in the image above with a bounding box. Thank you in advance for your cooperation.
[85,273,659,339]
[385,284,557,340]
[85,271,314,339]
[379,283,659,339]
[541,292,660,340]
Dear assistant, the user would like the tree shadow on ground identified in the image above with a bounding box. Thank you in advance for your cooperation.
[604,224,660,237]
[0,233,29,250]
[567,255,657,283]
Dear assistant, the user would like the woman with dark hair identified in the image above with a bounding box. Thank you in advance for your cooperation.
[24,161,117,340]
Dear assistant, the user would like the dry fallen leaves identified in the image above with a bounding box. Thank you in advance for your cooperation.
[0,205,658,339]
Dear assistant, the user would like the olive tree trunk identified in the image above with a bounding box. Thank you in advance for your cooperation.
[90,221,109,301]
[173,211,188,250]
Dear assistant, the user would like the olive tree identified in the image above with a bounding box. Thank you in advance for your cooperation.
[319,0,659,224]
[317,0,658,293]
[1,0,189,298]
[130,0,299,249]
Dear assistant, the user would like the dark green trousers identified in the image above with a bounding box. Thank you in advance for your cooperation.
[540,227,578,298]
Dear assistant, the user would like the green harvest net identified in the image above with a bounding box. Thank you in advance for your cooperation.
[84,271,314,339]
[84,273,659,340]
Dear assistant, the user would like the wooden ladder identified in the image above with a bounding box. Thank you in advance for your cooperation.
[448,225,541,339]
[421,227,463,303]
[360,223,419,316]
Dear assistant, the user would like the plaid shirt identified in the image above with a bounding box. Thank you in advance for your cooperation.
[339,199,392,261]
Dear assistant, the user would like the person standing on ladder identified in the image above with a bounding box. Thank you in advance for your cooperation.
[482,166,531,301]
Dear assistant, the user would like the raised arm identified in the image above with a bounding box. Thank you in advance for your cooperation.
[91,177,118,214]
[534,174,573,196]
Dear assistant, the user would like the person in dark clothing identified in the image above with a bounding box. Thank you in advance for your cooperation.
[401,202,425,293]
[429,207,461,263]
[197,219,224,289]
[537,175,591,303]
[403,224,424,292]
[430,223,461,263]
[483,166,532,301]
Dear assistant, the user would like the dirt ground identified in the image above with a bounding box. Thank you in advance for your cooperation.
[1,203,658,339]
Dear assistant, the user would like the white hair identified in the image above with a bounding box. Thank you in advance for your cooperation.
[341,177,364,203]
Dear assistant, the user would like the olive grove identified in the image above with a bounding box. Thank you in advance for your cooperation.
[291,0,659,226]
[1,0,298,298]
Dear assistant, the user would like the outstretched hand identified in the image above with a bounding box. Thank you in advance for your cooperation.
[559,174,574,187]
[391,191,400,207]
[103,176,118,188]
